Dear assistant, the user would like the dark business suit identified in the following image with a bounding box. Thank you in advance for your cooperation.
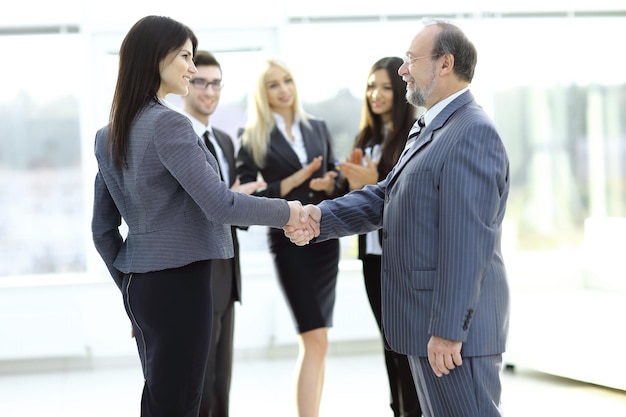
[92,101,290,417]
[199,127,241,417]
[237,118,348,333]
[358,186,421,416]
[315,91,510,417]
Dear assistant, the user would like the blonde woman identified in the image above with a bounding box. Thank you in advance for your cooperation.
[236,58,348,417]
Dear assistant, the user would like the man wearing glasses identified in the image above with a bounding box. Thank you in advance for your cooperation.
[286,19,510,417]
[181,50,265,417]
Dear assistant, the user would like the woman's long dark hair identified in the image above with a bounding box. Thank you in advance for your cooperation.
[353,56,416,178]
[108,15,197,169]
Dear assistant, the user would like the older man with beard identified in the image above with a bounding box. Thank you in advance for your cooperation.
[285,19,511,417]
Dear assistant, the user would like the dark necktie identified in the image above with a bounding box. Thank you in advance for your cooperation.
[203,130,223,181]
[403,115,426,151]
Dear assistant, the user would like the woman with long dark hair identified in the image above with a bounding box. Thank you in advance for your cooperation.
[92,16,308,417]
[337,56,423,417]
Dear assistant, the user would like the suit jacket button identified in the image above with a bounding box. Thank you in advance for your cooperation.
[308,192,314,198]
[382,230,388,239]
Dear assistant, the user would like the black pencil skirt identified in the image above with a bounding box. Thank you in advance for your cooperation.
[268,230,340,334]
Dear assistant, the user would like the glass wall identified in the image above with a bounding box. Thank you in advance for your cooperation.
[0,34,84,276]
[1,12,624,283]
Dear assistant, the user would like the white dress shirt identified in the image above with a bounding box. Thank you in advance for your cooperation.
[274,112,307,166]
[181,110,230,182]
[362,122,389,256]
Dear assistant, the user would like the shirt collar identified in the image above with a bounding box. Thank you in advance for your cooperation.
[423,87,469,127]
[157,96,180,111]
[273,112,300,128]
[181,109,212,138]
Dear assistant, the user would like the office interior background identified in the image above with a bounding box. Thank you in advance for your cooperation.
[1,0,625,396]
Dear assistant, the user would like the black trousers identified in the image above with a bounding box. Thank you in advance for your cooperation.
[199,258,236,417]
[123,260,213,417]
[362,255,422,417]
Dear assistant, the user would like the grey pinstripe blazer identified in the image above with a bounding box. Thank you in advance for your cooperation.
[92,101,289,290]
[317,91,510,357]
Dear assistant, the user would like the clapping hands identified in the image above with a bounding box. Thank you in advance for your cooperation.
[284,202,321,246]
[335,148,378,190]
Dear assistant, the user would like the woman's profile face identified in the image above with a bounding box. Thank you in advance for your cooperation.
[157,39,197,98]
[264,65,295,112]
[366,69,394,122]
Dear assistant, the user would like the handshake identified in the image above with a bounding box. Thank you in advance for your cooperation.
[284,201,321,246]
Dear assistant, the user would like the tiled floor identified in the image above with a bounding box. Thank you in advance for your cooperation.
[1,350,625,417]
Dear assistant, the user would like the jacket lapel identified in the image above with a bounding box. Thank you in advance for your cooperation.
[269,127,303,171]
[301,120,325,164]
[388,91,475,185]
[213,129,236,186]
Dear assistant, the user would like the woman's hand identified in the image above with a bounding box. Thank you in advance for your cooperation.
[281,156,323,196]
[231,178,267,195]
[309,171,338,194]
[336,150,378,190]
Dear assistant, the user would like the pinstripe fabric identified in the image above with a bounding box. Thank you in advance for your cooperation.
[408,355,503,417]
[92,101,289,289]
[317,91,510,358]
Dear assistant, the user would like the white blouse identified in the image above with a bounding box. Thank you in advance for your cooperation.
[363,123,389,256]
[273,112,307,166]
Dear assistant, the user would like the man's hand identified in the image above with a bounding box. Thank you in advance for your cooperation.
[285,201,319,244]
[427,335,463,377]
[284,204,321,246]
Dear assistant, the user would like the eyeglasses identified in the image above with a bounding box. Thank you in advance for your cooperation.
[402,54,440,65]
[189,78,224,91]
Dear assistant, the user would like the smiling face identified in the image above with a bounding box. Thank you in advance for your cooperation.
[157,39,197,98]
[398,26,441,109]
[264,65,295,113]
[366,69,394,123]
[182,64,222,124]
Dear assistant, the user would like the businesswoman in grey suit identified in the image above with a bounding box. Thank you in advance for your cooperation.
[287,20,510,417]
[180,50,266,417]
[91,16,308,417]
[236,57,347,417]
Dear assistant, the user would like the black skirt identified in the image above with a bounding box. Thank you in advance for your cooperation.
[268,230,340,333]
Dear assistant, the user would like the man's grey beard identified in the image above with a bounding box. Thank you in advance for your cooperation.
[406,72,437,108]
[406,89,426,107]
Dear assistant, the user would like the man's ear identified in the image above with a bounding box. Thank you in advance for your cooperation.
[439,54,454,76]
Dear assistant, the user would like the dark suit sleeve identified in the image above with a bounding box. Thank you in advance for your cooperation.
[430,121,509,341]
[318,120,349,198]
[214,128,248,232]
[235,144,279,198]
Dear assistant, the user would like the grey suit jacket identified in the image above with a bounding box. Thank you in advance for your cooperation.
[92,101,289,290]
[317,91,510,357]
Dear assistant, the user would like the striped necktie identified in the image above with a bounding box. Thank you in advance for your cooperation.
[403,115,425,151]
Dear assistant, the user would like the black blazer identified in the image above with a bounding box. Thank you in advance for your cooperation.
[213,127,242,302]
[236,119,347,232]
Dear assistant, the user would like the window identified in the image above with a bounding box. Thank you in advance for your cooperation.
[0,34,84,275]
